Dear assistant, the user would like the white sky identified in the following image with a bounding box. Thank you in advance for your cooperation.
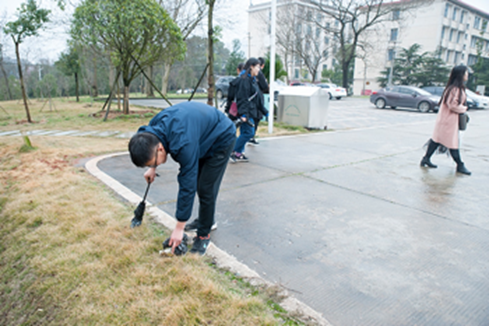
[1,0,489,63]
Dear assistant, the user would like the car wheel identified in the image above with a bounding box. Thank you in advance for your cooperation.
[216,89,223,100]
[375,98,386,109]
[418,101,431,113]
[336,97,341,100]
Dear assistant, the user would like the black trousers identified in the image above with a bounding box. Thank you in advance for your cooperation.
[196,139,235,237]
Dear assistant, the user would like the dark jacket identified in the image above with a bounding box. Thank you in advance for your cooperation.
[257,70,269,94]
[236,75,266,120]
[225,76,241,118]
[137,102,236,222]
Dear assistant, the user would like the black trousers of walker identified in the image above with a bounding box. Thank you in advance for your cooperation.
[196,139,235,237]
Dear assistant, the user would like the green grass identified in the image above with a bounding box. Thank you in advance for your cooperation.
[0,105,312,325]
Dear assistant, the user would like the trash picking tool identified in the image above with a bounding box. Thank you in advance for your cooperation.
[130,181,151,228]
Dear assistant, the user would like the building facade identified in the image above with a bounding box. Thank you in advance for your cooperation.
[353,0,489,95]
[248,0,340,83]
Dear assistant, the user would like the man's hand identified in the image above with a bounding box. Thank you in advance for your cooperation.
[169,221,186,254]
[241,116,247,122]
[144,167,157,184]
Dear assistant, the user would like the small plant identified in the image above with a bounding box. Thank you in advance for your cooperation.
[19,135,36,152]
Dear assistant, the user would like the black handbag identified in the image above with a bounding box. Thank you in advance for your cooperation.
[459,112,469,131]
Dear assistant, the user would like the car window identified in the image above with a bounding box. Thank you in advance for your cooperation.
[423,87,434,94]
[415,88,432,96]
[390,87,400,93]
[399,87,414,95]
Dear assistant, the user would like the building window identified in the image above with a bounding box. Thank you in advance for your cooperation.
[444,3,449,18]
[294,69,299,79]
[474,16,481,29]
[392,10,400,20]
[457,31,463,43]
[452,7,457,20]
[296,24,302,34]
[454,51,460,63]
[316,27,320,38]
[441,26,446,39]
[323,50,329,58]
[483,20,488,31]
[324,37,329,45]
[307,25,312,36]
[334,19,339,27]
[388,49,396,61]
[462,53,465,60]
[446,50,451,62]
[460,11,465,23]
[468,54,477,65]
[332,58,337,66]
[471,36,477,48]
[390,28,398,42]
[449,29,454,42]
[326,22,330,29]
[322,64,328,71]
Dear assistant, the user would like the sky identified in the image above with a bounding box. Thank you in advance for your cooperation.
[1,0,489,64]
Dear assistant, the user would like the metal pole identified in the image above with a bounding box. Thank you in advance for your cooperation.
[268,0,277,134]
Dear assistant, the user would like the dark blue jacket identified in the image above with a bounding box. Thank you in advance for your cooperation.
[137,102,236,222]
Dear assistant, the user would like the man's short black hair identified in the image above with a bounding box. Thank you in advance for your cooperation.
[128,132,160,167]
[258,57,265,66]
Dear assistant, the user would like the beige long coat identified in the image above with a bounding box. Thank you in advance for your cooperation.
[432,88,467,149]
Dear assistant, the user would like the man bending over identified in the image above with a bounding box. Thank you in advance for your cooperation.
[128,101,236,255]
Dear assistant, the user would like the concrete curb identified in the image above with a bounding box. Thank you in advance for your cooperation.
[85,152,332,326]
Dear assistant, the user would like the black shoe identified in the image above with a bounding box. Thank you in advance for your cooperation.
[184,219,217,232]
[234,153,249,163]
[420,157,437,168]
[190,235,211,255]
[247,138,260,146]
[456,164,471,175]
[229,152,237,163]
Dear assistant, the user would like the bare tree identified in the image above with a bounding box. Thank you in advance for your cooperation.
[159,0,206,95]
[304,0,432,88]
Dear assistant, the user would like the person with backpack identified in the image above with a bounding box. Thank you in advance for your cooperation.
[247,57,269,146]
[224,62,245,121]
[230,58,264,163]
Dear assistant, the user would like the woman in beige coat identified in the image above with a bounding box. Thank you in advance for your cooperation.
[420,65,471,175]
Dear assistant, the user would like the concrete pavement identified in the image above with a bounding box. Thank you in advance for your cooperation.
[92,103,489,325]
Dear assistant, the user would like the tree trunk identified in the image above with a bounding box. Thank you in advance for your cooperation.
[342,60,349,89]
[75,72,79,102]
[146,66,154,97]
[123,85,130,114]
[92,56,98,97]
[0,61,12,100]
[161,62,171,96]
[207,0,215,107]
[14,41,31,123]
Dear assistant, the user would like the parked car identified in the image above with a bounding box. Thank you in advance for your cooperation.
[271,79,287,100]
[370,85,440,113]
[215,76,235,99]
[194,87,207,93]
[317,83,347,100]
[466,89,489,109]
[289,81,316,87]
[423,86,475,109]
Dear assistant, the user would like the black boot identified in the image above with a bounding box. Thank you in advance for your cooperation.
[449,149,471,175]
[420,139,438,168]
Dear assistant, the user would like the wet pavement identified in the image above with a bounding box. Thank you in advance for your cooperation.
[94,101,489,325]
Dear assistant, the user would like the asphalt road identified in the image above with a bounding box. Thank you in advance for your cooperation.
[99,98,489,325]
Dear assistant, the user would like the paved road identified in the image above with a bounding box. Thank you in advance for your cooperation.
[95,99,489,325]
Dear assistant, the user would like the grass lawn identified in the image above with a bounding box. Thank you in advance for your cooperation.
[0,98,308,325]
